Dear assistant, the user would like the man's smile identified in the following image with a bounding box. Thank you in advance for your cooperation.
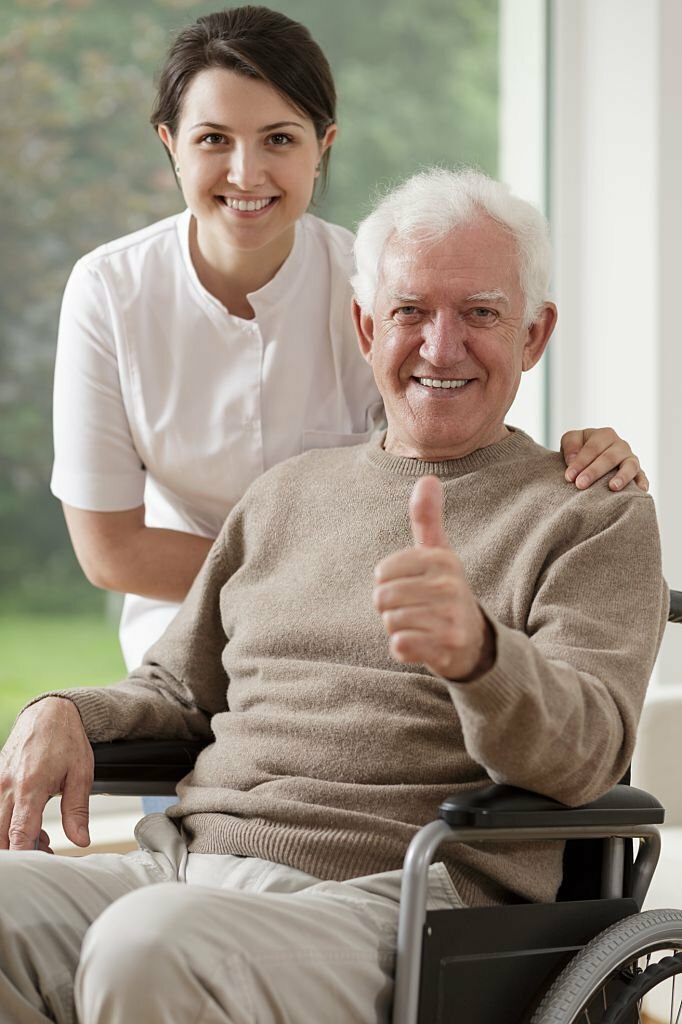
[415,377,471,389]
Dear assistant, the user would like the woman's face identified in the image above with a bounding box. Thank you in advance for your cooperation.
[159,68,335,263]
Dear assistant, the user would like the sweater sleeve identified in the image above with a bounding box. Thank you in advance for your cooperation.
[444,491,668,806]
[24,511,245,743]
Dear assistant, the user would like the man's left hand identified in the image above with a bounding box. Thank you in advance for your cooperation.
[373,477,495,681]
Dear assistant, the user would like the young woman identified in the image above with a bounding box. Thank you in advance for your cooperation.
[52,6,645,675]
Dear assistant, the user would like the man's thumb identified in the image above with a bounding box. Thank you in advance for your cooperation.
[409,476,448,548]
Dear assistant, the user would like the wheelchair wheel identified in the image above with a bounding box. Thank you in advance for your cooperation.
[531,908,682,1023]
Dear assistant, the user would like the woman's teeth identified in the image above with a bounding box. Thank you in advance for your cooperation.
[222,197,275,212]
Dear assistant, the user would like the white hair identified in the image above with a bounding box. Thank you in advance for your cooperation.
[351,167,552,326]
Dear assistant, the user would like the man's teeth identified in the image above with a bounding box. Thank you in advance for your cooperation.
[418,378,469,389]
[223,197,274,212]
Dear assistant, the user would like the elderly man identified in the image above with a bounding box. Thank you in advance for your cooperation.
[0,169,667,1024]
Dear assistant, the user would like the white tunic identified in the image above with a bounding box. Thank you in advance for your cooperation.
[52,210,383,667]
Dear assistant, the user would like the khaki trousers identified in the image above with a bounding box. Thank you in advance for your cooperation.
[0,814,463,1024]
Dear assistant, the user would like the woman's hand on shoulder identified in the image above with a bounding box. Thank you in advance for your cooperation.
[560,427,649,493]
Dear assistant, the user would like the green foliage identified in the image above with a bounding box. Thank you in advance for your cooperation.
[265,0,499,227]
[0,614,126,745]
[0,0,498,618]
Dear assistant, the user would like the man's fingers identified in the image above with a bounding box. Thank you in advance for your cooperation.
[7,799,47,851]
[32,829,54,855]
[61,811,90,848]
[375,547,447,584]
[409,477,448,548]
[381,604,441,633]
[0,800,12,851]
[61,778,91,848]
[389,629,430,663]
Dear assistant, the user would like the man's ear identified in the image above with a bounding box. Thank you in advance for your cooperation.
[351,298,375,364]
[521,303,558,372]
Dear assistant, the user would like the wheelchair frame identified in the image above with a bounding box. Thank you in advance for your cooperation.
[393,785,664,1024]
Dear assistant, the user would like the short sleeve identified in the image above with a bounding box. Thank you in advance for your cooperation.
[51,259,146,511]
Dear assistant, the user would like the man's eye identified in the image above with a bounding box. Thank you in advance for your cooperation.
[395,306,419,317]
[467,307,498,323]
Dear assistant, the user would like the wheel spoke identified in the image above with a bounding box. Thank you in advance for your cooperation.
[672,971,676,1024]
[674,971,682,1024]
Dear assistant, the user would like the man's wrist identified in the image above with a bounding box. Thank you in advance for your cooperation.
[450,613,496,683]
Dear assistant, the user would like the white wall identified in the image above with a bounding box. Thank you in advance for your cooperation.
[548,0,682,683]
[499,0,548,440]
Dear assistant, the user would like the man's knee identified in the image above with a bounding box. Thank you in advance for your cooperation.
[76,883,220,1018]
[79,882,188,970]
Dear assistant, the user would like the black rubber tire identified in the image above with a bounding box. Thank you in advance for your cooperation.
[531,908,682,1023]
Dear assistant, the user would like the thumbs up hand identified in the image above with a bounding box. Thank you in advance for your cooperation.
[373,477,495,681]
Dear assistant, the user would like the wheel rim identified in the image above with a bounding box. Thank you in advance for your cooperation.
[579,944,682,1023]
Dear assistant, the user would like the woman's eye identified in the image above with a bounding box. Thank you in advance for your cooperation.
[201,133,227,145]
[268,133,294,146]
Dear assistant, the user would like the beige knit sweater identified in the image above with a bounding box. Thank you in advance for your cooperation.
[56,429,667,906]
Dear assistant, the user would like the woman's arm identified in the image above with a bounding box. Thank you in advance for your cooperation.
[63,426,647,604]
[63,504,214,602]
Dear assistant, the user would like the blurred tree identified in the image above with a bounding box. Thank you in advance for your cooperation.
[0,0,497,612]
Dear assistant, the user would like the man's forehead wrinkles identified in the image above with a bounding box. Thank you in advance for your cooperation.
[383,257,516,287]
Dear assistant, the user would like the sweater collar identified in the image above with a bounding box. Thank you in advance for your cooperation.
[365,427,533,478]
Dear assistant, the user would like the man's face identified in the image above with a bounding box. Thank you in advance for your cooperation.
[354,216,556,460]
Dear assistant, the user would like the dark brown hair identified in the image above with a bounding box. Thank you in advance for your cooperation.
[150,6,337,193]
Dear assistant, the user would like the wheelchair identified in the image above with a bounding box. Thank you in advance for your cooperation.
[90,588,682,1024]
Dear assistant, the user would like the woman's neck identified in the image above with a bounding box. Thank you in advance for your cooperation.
[190,219,296,320]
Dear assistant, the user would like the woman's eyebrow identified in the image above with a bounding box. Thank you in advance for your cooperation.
[189,120,306,132]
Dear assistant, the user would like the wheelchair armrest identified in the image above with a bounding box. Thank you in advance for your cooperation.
[91,739,208,796]
[670,588,682,623]
[439,783,664,829]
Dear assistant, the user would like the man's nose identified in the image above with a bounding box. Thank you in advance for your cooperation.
[419,312,467,366]
[226,144,266,191]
